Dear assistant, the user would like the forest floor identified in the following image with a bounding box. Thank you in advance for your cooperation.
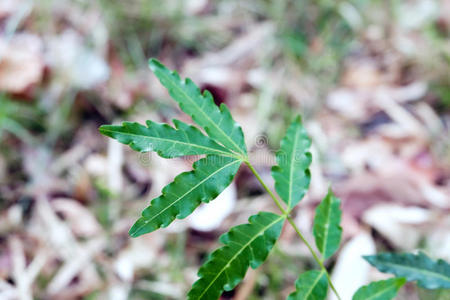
[0,0,449,299]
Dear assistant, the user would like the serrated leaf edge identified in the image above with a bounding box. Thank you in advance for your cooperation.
[313,189,342,260]
[353,278,406,300]
[305,270,326,298]
[99,120,238,159]
[363,252,450,289]
[271,115,312,210]
[129,157,242,237]
[288,270,327,300]
[193,214,285,299]
[149,59,247,157]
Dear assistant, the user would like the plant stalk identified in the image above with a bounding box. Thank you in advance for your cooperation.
[287,216,342,300]
[244,161,287,214]
[245,161,342,300]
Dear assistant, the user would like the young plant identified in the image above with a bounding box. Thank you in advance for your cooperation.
[100,59,450,299]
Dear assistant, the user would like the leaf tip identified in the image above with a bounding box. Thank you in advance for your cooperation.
[128,227,140,238]
[148,58,164,72]
[362,255,376,265]
[98,124,112,136]
[293,114,302,123]
[128,218,153,238]
[397,277,407,286]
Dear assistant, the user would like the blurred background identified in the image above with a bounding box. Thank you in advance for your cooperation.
[0,0,449,299]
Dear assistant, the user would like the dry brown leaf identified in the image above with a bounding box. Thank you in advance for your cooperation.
[427,218,450,261]
[342,60,382,89]
[51,198,103,238]
[363,204,432,250]
[47,238,104,297]
[0,0,24,18]
[45,30,109,89]
[114,233,164,282]
[0,34,43,93]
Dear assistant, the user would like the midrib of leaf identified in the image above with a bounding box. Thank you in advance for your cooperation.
[132,159,241,233]
[287,127,300,209]
[100,127,237,158]
[304,271,325,298]
[320,199,332,259]
[156,70,246,157]
[381,262,450,283]
[364,285,398,300]
[197,215,285,299]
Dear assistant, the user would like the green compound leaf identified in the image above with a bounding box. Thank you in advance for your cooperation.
[129,155,241,237]
[364,252,450,289]
[187,212,285,300]
[313,189,342,260]
[99,119,235,158]
[287,270,328,300]
[271,115,312,210]
[353,278,406,300]
[149,59,247,157]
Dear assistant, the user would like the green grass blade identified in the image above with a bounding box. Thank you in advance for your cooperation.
[364,252,450,289]
[149,59,247,156]
[99,119,234,158]
[187,212,285,300]
[271,115,312,209]
[313,189,342,260]
[287,270,328,300]
[353,278,406,300]
[129,155,241,237]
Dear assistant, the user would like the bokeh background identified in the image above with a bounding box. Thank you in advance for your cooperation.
[1,0,450,299]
